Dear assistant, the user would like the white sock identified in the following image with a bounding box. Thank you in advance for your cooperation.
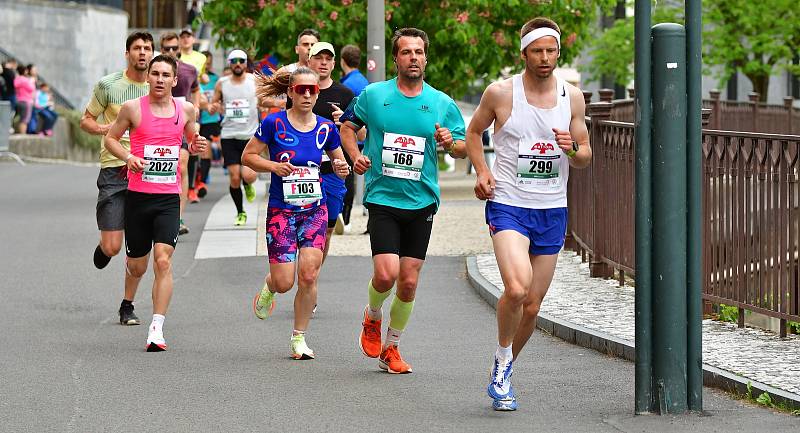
[292,329,305,337]
[150,314,165,334]
[384,327,402,349]
[496,344,512,362]
[367,307,382,321]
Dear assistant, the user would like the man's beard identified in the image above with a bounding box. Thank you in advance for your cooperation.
[233,67,244,76]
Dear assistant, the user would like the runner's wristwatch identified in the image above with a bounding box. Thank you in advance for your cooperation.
[566,140,578,158]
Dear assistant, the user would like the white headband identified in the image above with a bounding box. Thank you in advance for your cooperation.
[520,27,561,51]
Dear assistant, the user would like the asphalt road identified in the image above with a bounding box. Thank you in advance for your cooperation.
[1,162,797,432]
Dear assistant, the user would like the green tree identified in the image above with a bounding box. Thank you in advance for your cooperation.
[580,1,682,88]
[583,0,800,102]
[202,0,616,98]
[705,0,800,101]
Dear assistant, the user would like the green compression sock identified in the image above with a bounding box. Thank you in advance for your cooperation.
[368,279,392,312]
[388,296,415,331]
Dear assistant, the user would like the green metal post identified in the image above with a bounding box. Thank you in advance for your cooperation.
[651,23,688,414]
[634,0,653,415]
[685,0,704,412]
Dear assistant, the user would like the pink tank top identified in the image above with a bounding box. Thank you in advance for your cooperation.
[128,95,186,194]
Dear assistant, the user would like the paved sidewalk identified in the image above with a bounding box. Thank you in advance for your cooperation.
[471,251,800,407]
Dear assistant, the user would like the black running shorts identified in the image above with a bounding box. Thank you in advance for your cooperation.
[221,138,248,168]
[366,202,436,260]
[200,122,221,139]
[124,191,180,258]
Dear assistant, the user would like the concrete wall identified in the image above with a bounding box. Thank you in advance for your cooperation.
[0,0,128,110]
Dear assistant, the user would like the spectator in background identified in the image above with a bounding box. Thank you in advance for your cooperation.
[14,64,35,134]
[339,44,369,97]
[187,0,200,28]
[178,27,206,77]
[1,59,17,112]
[33,82,58,136]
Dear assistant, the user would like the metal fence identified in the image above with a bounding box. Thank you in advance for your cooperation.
[567,91,800,336]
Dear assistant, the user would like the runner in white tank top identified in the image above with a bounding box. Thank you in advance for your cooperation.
[209,50,260,226]
[464,18,592,412]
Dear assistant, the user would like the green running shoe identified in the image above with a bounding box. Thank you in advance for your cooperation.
[252,283,275,320]
[290,334,315,360]
[243,183,256,203]
[234,212,247,226]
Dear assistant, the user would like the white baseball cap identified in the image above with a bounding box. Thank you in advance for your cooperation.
[227,49,248,62]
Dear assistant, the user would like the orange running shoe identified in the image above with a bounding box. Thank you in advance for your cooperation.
[188,188,199,203]
[195,180,208,198]
[359,306,382,358]
[379,345,412,374]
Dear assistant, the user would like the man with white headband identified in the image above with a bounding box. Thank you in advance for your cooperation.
[465,17,592,411]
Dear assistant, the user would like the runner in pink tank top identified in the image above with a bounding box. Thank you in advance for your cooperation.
[102,55,207,353]
[128,94,186,194]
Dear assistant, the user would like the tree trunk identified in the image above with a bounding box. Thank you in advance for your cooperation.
[746,73,770,102]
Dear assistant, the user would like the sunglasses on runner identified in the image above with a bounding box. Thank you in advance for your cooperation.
[161,45,179,52]
[229,58,247,64]
[290,84,320,95]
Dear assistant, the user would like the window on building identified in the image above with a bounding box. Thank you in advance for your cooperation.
[124,0,187,29]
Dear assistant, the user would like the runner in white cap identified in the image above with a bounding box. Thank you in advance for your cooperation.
[465,17,592,411]
[209,49,259,226]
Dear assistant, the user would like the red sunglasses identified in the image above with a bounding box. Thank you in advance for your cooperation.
[290,84,320,95]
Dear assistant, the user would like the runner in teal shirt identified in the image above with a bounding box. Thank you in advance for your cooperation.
[340,28,467,375]
[344,77,465,210]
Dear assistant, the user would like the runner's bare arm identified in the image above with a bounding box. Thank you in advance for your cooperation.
[183,102,207,155]
[80,110,111,135]
[241,137,295,176]
[326,147,351,179]
[104,101,143,172]
[466,84,500,200]
[340,121,370,174]
[564,85,591,169]
[208,80,223,115]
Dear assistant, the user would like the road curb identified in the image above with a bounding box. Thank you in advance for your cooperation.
[465,256,800,410]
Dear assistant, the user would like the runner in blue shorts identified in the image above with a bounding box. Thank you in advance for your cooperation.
[465,17,592,411]
[242,66,350,360]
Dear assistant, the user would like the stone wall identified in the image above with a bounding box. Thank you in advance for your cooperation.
[9,118,99,163]
[0,0,128,110]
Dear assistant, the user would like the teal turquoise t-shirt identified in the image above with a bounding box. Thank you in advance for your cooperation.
[200,72,221,125]
[345,78,465,210]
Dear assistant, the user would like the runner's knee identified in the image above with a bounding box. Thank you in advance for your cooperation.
[101,239,122,257]
[502,283,528,305]
[271,273,295,293]
[153,255,171,275]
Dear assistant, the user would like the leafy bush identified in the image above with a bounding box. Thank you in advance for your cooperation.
[55,107,101,151]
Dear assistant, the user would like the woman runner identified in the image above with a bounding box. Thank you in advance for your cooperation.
[242,67,350,359]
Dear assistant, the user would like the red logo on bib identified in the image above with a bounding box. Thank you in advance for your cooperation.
[153,147,172,157]
[394,136,416,147]
[531,142,554,154]
[293,167,312,177]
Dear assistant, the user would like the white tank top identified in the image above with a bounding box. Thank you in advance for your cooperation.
[220,74,260,140]
[490,74,572,209]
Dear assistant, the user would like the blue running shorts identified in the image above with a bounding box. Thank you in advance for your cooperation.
[485,201,567,256]
[323,172,346,227]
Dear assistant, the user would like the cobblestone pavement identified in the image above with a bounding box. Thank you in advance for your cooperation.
[476,251,800,397]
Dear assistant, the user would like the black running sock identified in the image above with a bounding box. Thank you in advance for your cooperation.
[230,187,244,213]
[187,155,198,189]
[120,299,133,308]
[93,244,112,269]
[200,158,211,182]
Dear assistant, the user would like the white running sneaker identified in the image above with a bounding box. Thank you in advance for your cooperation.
[146,327,167,352]
[290,334,315,360]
